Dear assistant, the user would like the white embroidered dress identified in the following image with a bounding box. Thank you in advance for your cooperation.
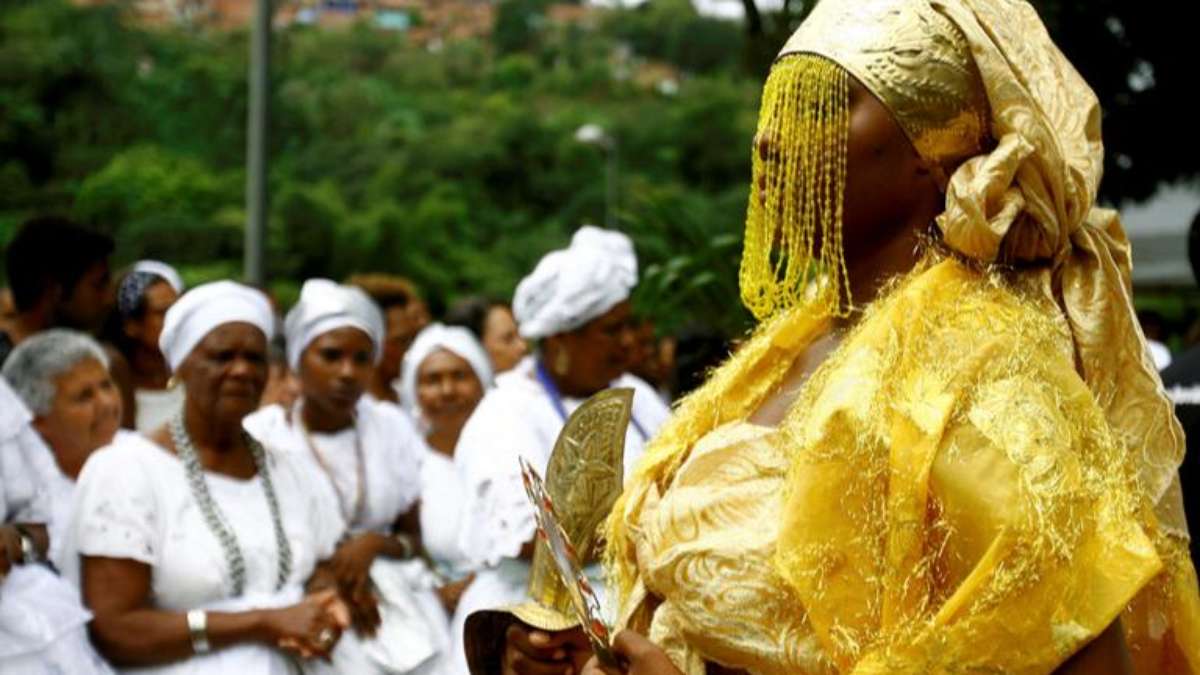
[58,432,344,675]
[245,397,452,675]
[418,446,471,578]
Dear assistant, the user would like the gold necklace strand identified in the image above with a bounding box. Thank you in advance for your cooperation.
[298,403,368,527]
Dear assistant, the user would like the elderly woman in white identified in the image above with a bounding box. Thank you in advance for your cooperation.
[0,330,123,674]
[449,226,672,672]
[3,330,128,563]
[59,281,350,674]
[244,279,449,675]
[400,324,494,606]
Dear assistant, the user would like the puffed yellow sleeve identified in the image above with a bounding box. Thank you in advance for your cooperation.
[619,422,836,675]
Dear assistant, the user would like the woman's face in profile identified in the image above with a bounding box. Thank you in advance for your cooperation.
[754,67,937,271]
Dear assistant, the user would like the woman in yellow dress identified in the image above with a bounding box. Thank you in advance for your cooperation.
[498,0,1200,673]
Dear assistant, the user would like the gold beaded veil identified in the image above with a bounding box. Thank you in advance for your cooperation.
[740,55,851,320]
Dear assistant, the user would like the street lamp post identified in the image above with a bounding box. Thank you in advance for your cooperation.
[575,123,618,229]
[245,0,271,286]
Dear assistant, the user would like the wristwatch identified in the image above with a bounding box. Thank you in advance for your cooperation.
[187,610,211,653]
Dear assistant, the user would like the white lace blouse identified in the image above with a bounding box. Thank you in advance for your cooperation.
[58,433,344,610]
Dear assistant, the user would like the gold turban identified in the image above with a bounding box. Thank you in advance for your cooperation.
[773,0,1184,525]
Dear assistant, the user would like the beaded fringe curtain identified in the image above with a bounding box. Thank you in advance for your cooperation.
[739,54,851,321]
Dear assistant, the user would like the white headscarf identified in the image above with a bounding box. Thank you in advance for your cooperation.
[158,281,276,373]
[117,260,185,318]
[400,323,494,418]
[131,260,185,294]
[512,225,638,340]
[284,279,385,371]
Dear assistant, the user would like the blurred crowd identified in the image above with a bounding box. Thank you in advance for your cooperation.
[0,215,724,675]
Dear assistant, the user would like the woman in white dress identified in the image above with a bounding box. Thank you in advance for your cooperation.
[1,331,123,674]
[2,489,114,674]
[106,260,184,433]
[244,279,449,675]
[2,329,125,564]
[401,323,494,609]
[451,226,672,672]
[60,281,350,674]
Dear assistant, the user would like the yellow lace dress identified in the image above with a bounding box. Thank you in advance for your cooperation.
[610,259,1200,674]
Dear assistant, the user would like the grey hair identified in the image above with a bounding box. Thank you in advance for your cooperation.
[1,329,110,416]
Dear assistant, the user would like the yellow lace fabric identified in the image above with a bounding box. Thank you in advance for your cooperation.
[611,259,1200,673]
[777,0,1185,521]
[621,422,835,675]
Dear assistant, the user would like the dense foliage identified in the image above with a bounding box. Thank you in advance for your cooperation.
[1,0,1193,337]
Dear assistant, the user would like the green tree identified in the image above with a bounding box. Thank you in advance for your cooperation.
[1,0,1192,341]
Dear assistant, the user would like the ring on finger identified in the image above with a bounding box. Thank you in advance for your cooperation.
[318,627,335,648]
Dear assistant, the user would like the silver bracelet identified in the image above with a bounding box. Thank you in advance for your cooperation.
[393,533,414,559]
[186,609,210,654]
[18,532,38,564]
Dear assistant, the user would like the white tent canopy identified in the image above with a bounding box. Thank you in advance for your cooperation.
[1122,183,1199,288]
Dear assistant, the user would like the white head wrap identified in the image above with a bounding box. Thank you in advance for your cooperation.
[118,260,185,318]
[400,323,494,418]
[158,281,276,373]
[512,225,638,340]
[284,279,385,371]
[131,260,185,294]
